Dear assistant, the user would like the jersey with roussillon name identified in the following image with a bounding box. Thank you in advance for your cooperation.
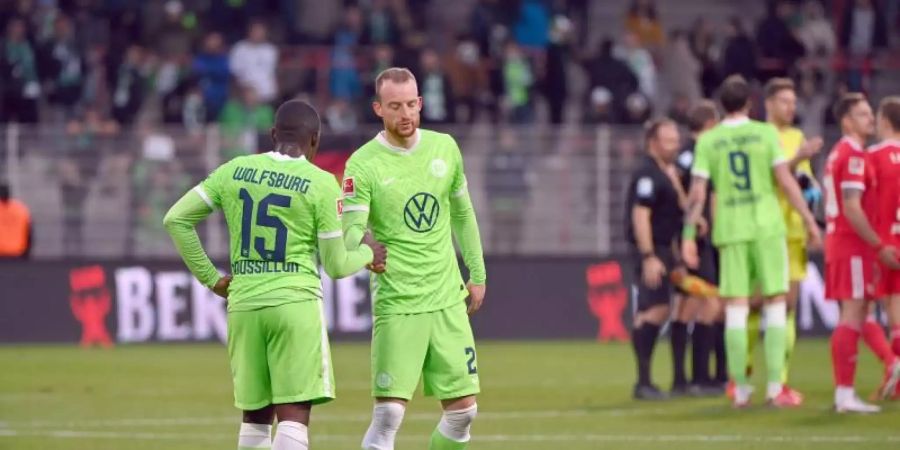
[866,140,900,246]
[342,129,469,315]
[198,152,344,311]
[823,137,875,259]
[691,118,786,246]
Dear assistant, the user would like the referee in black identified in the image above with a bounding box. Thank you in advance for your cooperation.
[626,118,685,400]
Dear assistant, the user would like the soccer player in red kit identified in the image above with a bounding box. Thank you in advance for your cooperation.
[867,96,900,400]
[823,93,900,413]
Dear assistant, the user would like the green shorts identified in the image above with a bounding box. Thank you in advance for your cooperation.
[719,236,789,299]
[227,300,334,411]
[371,301,480,400]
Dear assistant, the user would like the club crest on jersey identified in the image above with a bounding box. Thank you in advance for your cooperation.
[342,177,355,198]
[431,159,448,178]
[404,192,440,233]
[848,157,864,175]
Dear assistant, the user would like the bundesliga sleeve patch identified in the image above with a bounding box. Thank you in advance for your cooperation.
[342,177,355,198]
[636,177,654,198]
[336,198,343,219]
[848,157,865,175]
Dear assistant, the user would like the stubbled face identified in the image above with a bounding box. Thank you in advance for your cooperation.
[766,89,796,127]
[373,80,421,139]
[843,101,875,139]
[652,122,681,163]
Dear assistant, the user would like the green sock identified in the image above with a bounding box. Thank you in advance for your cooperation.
[781,310,796,383]
[429,428,468,450]
[726,325,749,384]
[746,308,761,376]
[765,323,787,387]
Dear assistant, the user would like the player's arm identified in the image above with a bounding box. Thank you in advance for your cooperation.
[841,187,881,248]
[163,188,221,289]
[449,139,486,313]
[769,128,821,248]
[774,163,817,228]
[340,161,372,251]
[317,179,379,278]
[787,137,824,172]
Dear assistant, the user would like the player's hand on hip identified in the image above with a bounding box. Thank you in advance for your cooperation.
[212,275,232,299]
[642,255,666,289]
[466,282,485,315]
[878,245,900,270]
[798,137,824,160]
[681,240,699,270]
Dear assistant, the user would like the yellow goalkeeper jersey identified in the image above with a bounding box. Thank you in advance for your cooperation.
[776,126,811,242]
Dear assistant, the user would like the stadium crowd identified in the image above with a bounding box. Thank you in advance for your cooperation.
[0,0,898,132]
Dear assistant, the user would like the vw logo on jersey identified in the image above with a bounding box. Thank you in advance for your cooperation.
[403,192,440,233]
[431,158,448,178]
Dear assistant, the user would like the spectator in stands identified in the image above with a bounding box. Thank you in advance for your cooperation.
[616,31,656,101]
[325,99,358,134]
[688,17,720,97]
[229,19,278,104]
[418,48,456,124]
[720,17,757,83]
[38,15,83,122]
[445,34,488,124]
[364,0,400,46]
[364,44,396,103]
[543,14,574,125]
[1,17,40,123]
[330,7,364,103]
[513,0,550,50]
[797,0,836,58]
[156,1,195,60]
[131,157,189,256]
[839,0,888,57]
[503,41,534,123]
[79,44,110,119]
[584,38,639,124]
[111,44,146,127]
[663,30,701,107]
[219,85,274,159]
[192,32,230,121]
[625,0,665,49]
[0,183,32,260]
[756,0,805,81]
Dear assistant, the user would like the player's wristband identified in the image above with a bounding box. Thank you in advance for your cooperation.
[682,224,697,240]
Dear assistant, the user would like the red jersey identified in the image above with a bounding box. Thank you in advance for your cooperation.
[866,139,900,247]
[823,137,873,260]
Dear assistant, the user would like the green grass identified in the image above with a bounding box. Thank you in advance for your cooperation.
[1,340,898,450]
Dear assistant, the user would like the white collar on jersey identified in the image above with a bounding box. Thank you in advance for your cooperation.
[375,129,421,154]
[840,136,864,151]
[265,152,307,162]
[869,139,900,152]
[721,116,750,127]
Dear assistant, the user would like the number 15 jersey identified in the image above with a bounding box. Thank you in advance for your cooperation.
[198,152,345,311]
[692,118,787,246]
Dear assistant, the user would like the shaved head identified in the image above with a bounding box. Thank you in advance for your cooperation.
[272,100,321,158]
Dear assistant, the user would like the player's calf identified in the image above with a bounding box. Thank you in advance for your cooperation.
[240,406,275,450]
[429,401,478,450]
[272,403,312,450]
[362,400,406,450]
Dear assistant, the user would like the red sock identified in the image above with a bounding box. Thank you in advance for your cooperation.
[892,326,900,357]
[832,325,860,387]
[862,319,896,366]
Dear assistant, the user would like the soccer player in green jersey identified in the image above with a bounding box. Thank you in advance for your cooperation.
[342,67,486,450]
[163,100,386,450]
[681,75,821,408]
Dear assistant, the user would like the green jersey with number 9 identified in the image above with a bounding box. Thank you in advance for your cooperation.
[691,118,787,246]
[198,152,344,312]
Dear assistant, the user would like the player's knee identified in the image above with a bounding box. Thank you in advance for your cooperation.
[437,403,477,442]
[362,402,406,449]
[725,304,750,329]
[764,301,787,327]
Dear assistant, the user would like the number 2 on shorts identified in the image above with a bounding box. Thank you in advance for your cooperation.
[465,347,477,374]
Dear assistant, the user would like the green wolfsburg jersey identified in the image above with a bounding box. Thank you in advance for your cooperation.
[692,118,787,246]
[343,129,470,315]
[197,152,344,311]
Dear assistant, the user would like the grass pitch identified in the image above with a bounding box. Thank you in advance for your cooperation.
[1,340,898,450]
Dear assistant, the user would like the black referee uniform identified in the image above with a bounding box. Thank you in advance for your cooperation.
[625,154,682,399]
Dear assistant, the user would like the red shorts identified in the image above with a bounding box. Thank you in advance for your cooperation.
[825,255,880,301]
[877,264,900,296]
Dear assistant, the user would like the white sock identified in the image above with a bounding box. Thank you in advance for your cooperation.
[835,386,855,404]
[238,423,272,449]
[272,421,308,450]
[725,304,750,330]
[767,382,783,400]
[764,302,787,327]
[436,404,478,442]
[362,402,406,450]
